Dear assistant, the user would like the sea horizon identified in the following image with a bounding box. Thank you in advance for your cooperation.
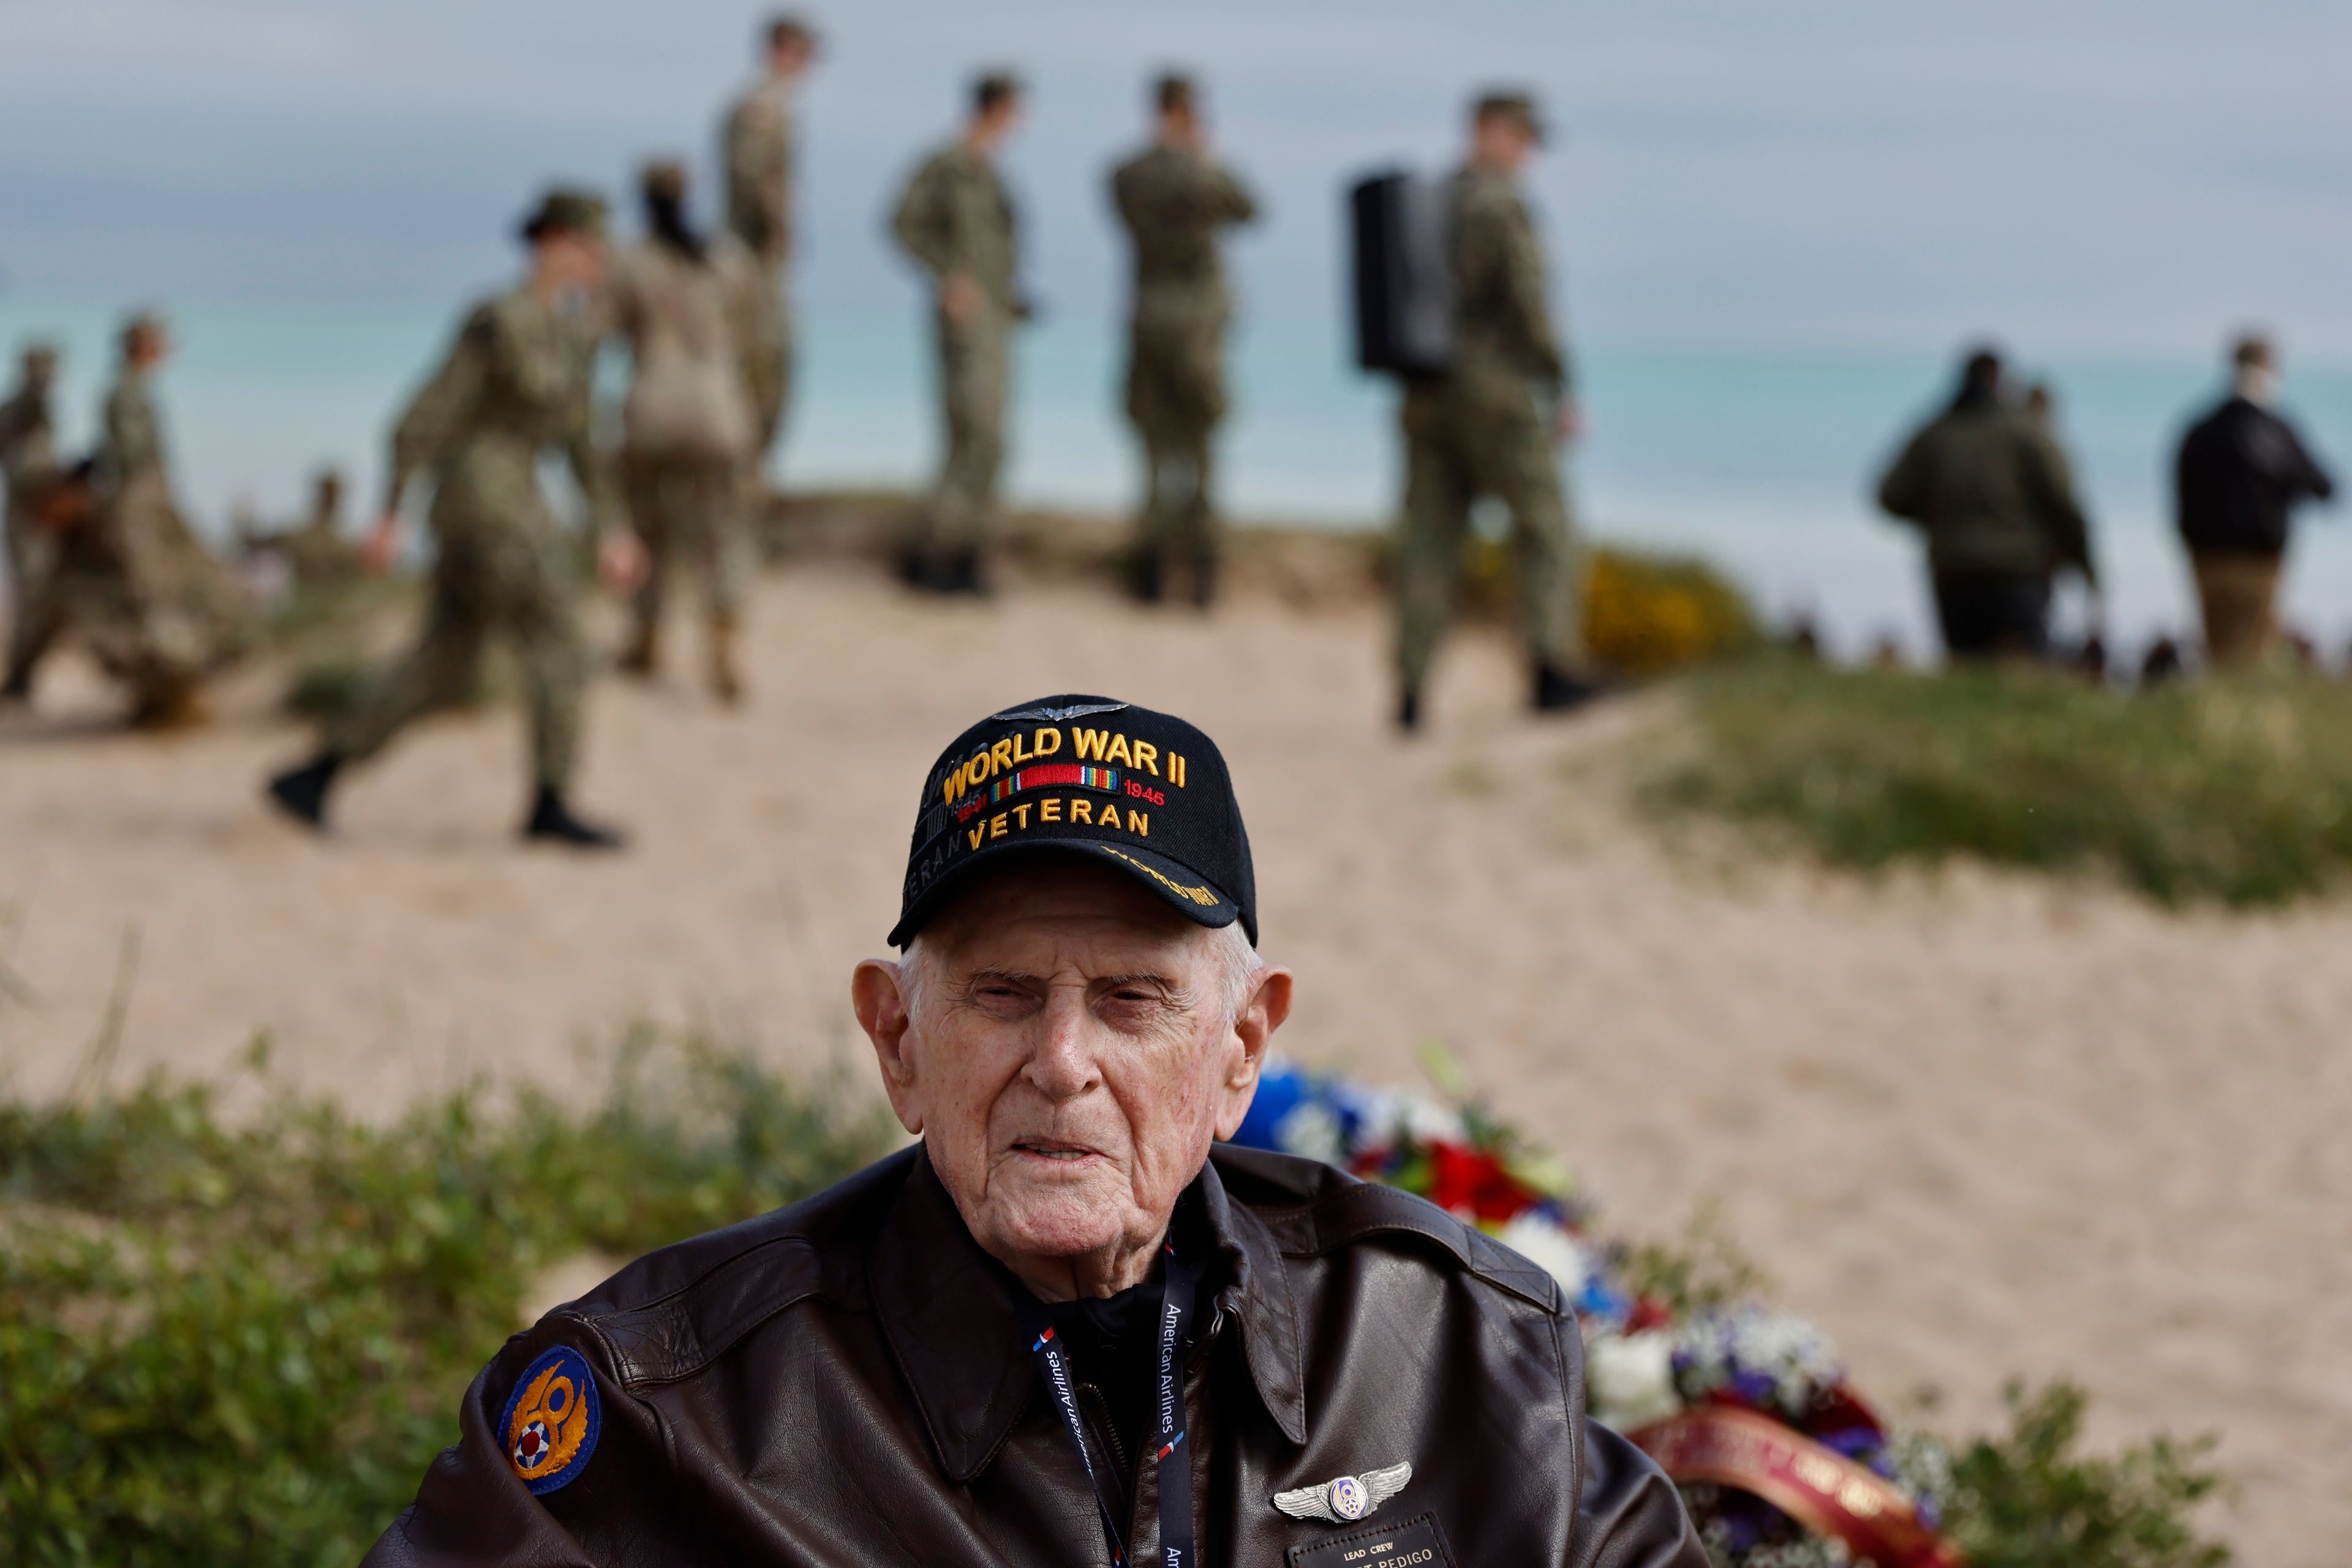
[8,288,2350,663]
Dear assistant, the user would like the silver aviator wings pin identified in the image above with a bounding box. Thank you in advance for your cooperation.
[1271,1463,1413,1524]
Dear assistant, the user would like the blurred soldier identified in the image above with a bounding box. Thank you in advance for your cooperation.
[266,189,634,848]
[1395,92,1597,731]
[612,159,773,704]
[2174,333,2335,668]
[1,343,64,700]
[59,312,254,726]
[1877,346,2097,662]
[722,13,816,473]
[1110,73,1258,608]
[891,70,1027,595]
[239,468,363,589]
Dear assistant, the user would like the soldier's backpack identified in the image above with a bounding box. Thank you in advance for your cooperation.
[1349,170,1453,375]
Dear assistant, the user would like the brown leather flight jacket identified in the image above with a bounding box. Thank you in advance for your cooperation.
[363,1144,1705,1568]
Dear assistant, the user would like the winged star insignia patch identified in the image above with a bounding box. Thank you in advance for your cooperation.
[499,1345,601,1495]
[990,700,1129,723]
[1272,1462,1413,1523]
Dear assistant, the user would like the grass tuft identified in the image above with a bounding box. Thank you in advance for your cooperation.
[1640,658,2352,907]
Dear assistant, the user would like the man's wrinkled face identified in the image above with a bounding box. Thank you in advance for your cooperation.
[853,858,1286,1292]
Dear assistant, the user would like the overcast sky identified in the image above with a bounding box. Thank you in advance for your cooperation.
[4,0,2349,358]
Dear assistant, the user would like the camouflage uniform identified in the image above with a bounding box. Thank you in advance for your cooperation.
[723,77,798,458]
[328,285,609,789]
[1876,391,2096,659]
[1110,142,1257,590]
[66,363,252,712]
[239,473,363,589]
[1,358,63,692]
[891,142,1020,574]
[1395,165,1586,695]
[611,234,769,649]
[278,487,362,587]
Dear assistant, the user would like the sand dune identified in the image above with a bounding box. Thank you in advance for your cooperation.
[3,562,2346,1562]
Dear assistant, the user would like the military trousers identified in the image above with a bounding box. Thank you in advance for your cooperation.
[58,489,252,707]
[623,450,749,633]
[1126,317,1229,576]
[1394,380,1586,692]
[747,314,794,460]
[328,519,588,790]
[910,306,1009,568]
[4,517,64,688]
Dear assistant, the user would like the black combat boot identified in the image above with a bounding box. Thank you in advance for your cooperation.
[1189,556,1218,611]
[1129,550,1166,605]
[1531,663,1604,714]
[522,785,627,850]
[266,752,342,831]
[1396,687,1422,733]
[616,620,660,678]
[938,549,992,598]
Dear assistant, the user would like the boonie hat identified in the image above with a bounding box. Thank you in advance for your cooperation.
[890,695,1256,949]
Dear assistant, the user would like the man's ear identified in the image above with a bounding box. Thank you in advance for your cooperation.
[852,959,925,1136]
[1214,965,1293,1142]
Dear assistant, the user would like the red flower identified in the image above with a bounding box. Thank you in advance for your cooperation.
[1626,1296,1675,1334]
[1426,1142,1536,1223]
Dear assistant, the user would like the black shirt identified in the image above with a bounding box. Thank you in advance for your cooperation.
[1039,1270,1163,1487]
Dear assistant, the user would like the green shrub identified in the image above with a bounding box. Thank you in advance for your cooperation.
[1946,1382,2230,1568]
[279,656,377,720]
[1641,659,2352,906]
[0,1035,898,1568]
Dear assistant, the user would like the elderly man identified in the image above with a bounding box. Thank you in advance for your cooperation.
[363,696,1703,1568]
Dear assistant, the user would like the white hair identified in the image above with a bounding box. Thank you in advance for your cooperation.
[899,917,1262,1033]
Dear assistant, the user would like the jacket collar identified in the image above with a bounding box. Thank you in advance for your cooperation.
[869,1144,1306,1484]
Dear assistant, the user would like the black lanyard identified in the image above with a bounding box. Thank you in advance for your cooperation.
[1016,1243,1199,1568]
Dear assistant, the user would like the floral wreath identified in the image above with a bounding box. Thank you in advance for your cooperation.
[1228,1054,1964,1568]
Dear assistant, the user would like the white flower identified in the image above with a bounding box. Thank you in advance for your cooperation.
[1393,1091,1467,1148]
[1670,1308,1842,1419]
[1275,1101,1346,1164]
[1586,1331,1682,1431]
[1498,1212,1591,1297]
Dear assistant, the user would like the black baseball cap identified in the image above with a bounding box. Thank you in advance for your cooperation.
[890,695,1256,949]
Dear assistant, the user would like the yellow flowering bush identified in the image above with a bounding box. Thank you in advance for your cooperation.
[1453,539,1757,678]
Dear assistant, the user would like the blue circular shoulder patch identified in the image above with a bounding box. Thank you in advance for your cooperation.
[497,1344,602,1495]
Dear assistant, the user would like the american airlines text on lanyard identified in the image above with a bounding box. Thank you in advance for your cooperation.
[1015,1244,1199,1568]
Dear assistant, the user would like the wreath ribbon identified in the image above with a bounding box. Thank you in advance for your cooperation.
[1629,1406,1964,1568]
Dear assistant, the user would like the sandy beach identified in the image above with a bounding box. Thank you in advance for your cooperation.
[2,561,2346,1562]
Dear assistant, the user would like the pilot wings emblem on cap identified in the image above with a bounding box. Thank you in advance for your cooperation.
[1272,1462,1412,1524]
[990,700,1129,723]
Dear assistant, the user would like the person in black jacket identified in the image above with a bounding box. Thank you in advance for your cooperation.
[360,695,1707,1568]
[2175,334,2335,666]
